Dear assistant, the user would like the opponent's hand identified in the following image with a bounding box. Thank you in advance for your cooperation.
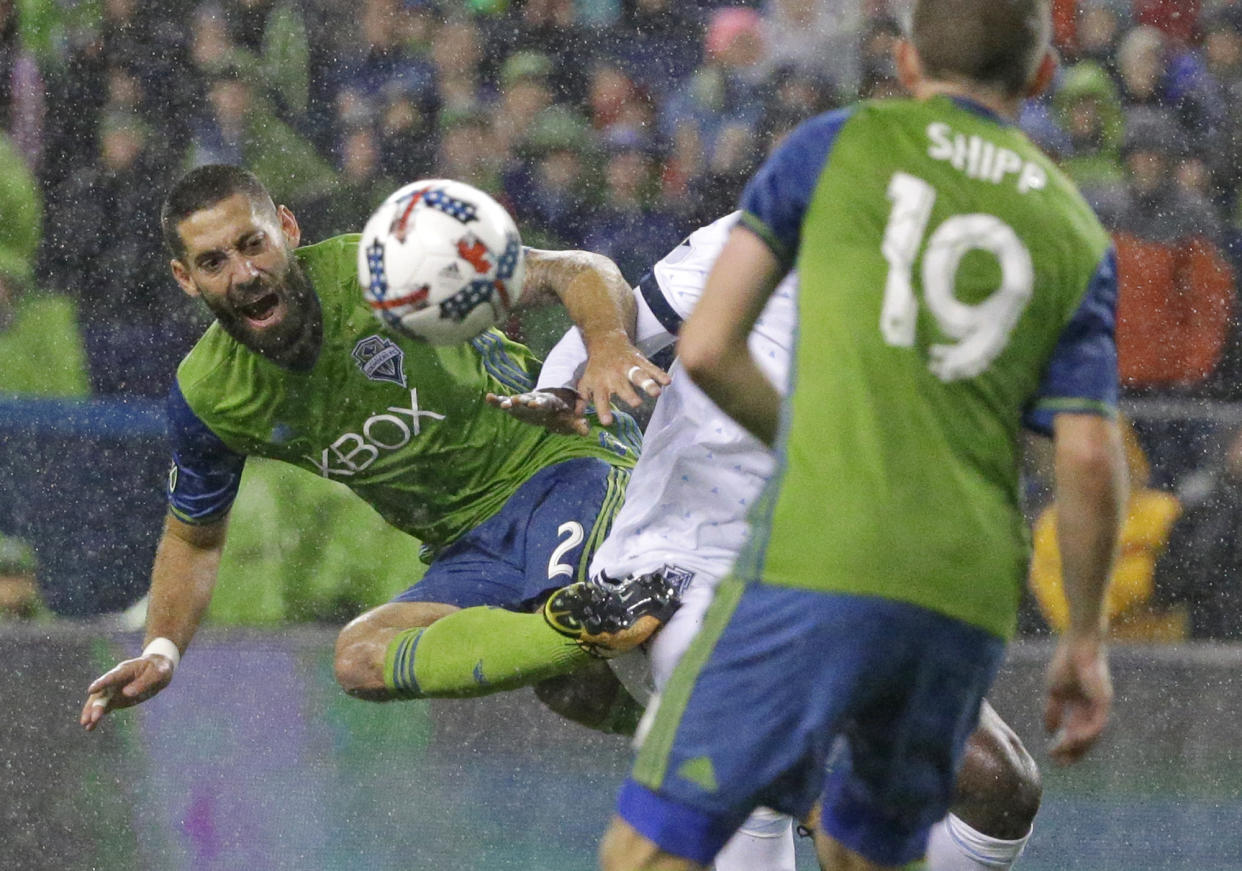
[80,654,175,731]
[578,333,669,425]
[486,388,589,436]
[1044,636,1112,765]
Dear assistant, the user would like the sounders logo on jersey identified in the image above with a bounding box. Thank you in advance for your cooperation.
[352,335,407,387]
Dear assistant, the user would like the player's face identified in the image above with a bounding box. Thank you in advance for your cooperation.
[171,193,321,369]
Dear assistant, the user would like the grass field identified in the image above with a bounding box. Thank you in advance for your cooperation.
[5,627,1239,870]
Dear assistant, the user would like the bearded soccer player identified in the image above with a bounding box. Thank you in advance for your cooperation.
[598,1,1127,869]
[499,212,1042,871]
[79,164,671,730]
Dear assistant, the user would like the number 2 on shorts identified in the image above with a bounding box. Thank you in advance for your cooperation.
[547,521,585,580]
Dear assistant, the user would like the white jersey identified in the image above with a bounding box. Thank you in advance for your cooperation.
[538,212,797,587]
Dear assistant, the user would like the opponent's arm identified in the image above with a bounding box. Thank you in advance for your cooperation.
[518,248,668,423]
[679,226,785,447]
[1044,412,1126,764]
[80,512,228,731]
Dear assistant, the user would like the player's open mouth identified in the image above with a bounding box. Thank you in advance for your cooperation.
[237,292,284,327]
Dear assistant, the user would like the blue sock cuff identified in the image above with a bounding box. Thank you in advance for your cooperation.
[384,627,427,698]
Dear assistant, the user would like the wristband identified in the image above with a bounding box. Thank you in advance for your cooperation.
[142,637,181,670]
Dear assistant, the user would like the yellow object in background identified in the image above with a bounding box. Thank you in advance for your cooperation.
[1028,417,1187,641]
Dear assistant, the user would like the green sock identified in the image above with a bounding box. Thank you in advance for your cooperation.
[383,606,593,699]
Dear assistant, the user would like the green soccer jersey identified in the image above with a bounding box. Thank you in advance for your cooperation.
[169,234,637,547]
[738,97,1118,638]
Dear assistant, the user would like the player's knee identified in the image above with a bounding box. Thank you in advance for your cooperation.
[333,631,389,698]
[333,601,455,699]
[951,707,1042,840]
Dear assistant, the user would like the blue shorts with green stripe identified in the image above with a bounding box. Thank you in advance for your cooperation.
[619,580,1005,867]
[392,457,629,611]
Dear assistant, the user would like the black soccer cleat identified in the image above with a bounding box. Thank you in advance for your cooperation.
[543,572,682,655]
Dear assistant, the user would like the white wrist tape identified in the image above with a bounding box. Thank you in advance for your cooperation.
[142,637,181,670]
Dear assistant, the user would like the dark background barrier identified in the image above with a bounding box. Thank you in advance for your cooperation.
[4,627,1241,871]
[0,397,166,617]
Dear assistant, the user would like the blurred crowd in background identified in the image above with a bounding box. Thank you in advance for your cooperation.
[3,0,1242,641]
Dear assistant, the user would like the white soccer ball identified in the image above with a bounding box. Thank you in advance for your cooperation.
[357,179,525,345]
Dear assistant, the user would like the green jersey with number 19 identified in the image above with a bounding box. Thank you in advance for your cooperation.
[169,234,638,548]
[737,96,1118,639]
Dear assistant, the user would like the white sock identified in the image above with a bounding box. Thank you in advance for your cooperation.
[714,807,795,871]
[925,813,1031,870]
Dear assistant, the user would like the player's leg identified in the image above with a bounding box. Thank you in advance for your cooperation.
[812,603,1005,871]
[600,817,707,871]
[925,702,1040,870]
[335,599,597,699]
[610,581,854,870]
[645,577,799,871]
[713,807,796,871]
[533,659,645,734]
[333,458,635,701]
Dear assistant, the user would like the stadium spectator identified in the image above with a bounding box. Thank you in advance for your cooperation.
[314,122,395,241]
[583,129,683,283]
[0,0,43,169]
[372,78,441,184]
[1134,0,1201,45]
[585,60,649,139]
[187,67,337,218]
[659,6,769,171]
[610,0,701,93]
[434,105,503,195]
[1200,7,1242,215]
[1069,0,1128,72]
[47,109,198,396]
[0,125,39,335]
[430,15,487,115]
[502,105,596,249]
[1092,106,1221,242]
[856,14,903,100]
[1052,61,1126,193]
[1154,422,1242,638]
[1029,418,1185,641]
[479,0,596,106]
[490,50,555,159]
[762,0,865,95]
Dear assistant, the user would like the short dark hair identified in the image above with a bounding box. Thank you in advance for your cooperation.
[161,164,276,260]
[911,0,1050,97]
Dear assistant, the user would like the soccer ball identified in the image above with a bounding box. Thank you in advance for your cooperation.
[357,179,525,345]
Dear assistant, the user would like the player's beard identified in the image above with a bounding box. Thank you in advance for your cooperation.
[205,255,323,371]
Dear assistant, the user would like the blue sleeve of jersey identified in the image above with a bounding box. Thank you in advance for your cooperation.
[167,380,246,523]
[738,107,855,267]
[1023,249,1119,436]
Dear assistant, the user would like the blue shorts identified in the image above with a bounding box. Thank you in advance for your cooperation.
[392,457,628,611]
[619,580,1005,867]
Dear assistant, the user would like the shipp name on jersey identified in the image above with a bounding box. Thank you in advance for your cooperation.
[926,122,1047,193]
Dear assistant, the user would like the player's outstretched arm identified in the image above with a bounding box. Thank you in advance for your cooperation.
[1044,412,1127,764]
[80,512,229,731]
[519,248,668,422]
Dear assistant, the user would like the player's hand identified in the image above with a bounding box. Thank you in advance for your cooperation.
[486,388,589,436]
[578,333,669,425]
[1043,635,1112,765]
[80,654,175,731]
